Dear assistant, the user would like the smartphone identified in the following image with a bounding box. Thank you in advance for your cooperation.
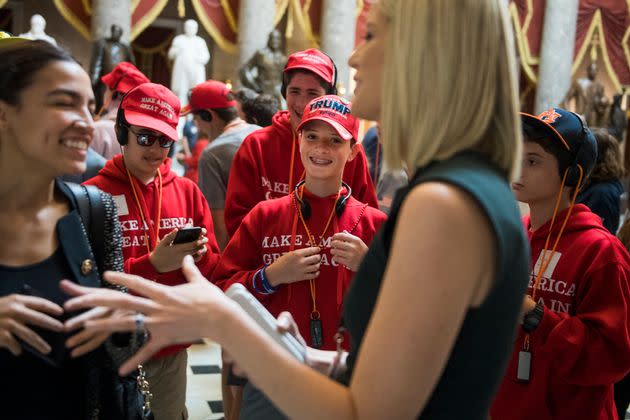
[172,227,202,244]
[18,284,63,368]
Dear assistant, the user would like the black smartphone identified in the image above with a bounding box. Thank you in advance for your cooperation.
[172,226,202,244]
[18,284,63,368]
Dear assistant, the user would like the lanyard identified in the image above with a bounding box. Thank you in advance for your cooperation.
[523,168,582,351]
[126,167,163,254]
[293,184,340,320]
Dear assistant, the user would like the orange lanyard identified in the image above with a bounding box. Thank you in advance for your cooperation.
[126,167,163,254]
[294,185,340,319]
[524,167,583,351]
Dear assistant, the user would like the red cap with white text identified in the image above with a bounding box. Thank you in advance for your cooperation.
[297,95,358,141]
[120,83,180,140]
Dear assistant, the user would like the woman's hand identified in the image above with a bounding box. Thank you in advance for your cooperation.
[276,311,345,376]
[224,311,311,378]
[330,231,369,272]
[64,306,116,358]
[61,255,235,375]
[264,247,321,287]
[149,228,209,273]
[0,294,63,356]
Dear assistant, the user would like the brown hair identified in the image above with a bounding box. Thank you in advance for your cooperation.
[589,128,625,183]
[617,219,630,252]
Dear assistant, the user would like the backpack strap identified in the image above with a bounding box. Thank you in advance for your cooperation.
[64,182,106,276]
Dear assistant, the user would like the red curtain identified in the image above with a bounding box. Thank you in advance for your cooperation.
[510,0,630,90]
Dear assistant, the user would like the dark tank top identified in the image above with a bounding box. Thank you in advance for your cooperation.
[0,245,85,419]
[341,151,530,419]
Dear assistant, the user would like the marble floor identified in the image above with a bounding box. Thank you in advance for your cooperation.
[186,340,225,420]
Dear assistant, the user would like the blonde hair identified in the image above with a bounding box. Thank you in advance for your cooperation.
[378,0,522,180]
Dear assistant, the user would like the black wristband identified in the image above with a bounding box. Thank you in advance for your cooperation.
[522,302,544,333]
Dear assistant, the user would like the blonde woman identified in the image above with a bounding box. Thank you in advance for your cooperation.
[62,1,530,418]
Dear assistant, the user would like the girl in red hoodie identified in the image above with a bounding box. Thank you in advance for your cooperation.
[85,82,220,420]
[213,94,386,419]
[491,108,630,420]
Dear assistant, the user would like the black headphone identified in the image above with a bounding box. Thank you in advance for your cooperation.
[560,115,597,189]
[194,109,213,122]
[293,180,351,220]
[281,51,338,98]
[115,106,129,146]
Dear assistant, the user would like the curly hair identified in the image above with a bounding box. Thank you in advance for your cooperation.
[589,128,625,183]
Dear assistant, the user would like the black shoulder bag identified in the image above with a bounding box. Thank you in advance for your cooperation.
[64,182,153,420]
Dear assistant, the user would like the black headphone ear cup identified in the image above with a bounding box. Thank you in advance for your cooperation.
[115,107,128,146]
[564,165,580,188]
[281,72,288,99]
[335,195,347,216]
[301,200,311,220]
[335,182,352,216]
[201,110,213,122]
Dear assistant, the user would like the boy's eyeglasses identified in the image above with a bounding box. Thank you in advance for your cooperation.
[129,128,175,149]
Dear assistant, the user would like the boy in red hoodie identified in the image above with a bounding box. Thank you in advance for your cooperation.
[85,82,220,420]
[213,95,386,420]
[491,108,630,420]
[224,49,378,237]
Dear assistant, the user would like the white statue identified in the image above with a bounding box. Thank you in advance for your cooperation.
[19,14,57,45]
[168,20,210,104]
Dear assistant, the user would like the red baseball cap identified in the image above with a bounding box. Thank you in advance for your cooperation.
[297,95,358,141]
[284,49,335,85]
[120,83,180,140]
[101,62,150,94]
[180,80,237,115]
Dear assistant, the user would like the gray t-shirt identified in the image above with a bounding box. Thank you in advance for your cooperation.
[198,123,260,209]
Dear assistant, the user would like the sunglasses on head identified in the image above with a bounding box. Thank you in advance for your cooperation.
[129,127,175,149]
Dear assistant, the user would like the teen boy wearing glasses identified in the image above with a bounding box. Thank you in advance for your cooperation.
[85,82,220,420]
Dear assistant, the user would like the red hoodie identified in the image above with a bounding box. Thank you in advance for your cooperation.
[85,155,221,357]
[224,110,378,237]
[491,204,630,420]
[213,187,386,350]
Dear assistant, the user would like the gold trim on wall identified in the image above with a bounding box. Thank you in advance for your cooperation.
[52,0,91,40]
[190,0,238,54]
[571,10,623,92]
[130,0,168,41]
[509,0,539,84]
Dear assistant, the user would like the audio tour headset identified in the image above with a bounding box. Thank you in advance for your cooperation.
[293,179,352,220]
[281,50,338,98]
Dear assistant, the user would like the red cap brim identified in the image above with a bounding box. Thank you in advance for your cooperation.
[124,109,179,140]
[297,116,353,141]
[284,64,333,85]
[180,105,192,116]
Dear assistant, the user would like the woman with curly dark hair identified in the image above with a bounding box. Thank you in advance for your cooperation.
[0,36,144,419]
[577,128,625,233]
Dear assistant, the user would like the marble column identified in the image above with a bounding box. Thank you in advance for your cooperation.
[91,0,131,42]
[534,0,579,114]
[320,0,356,98]
[238,0,276,67]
